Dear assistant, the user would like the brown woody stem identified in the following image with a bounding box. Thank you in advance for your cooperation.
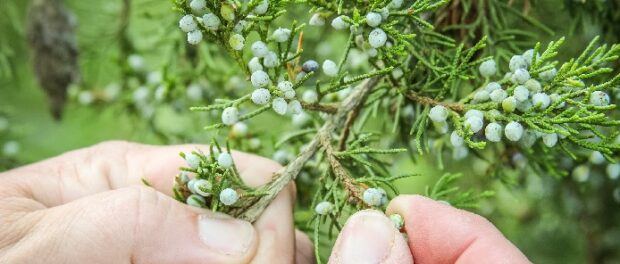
[405,91,465,112]
[237,77,382,222]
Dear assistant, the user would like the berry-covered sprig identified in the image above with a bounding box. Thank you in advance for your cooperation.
[273,122,415,212]
[415,37,620,161]
[178,7,314,128]
[394,37,491,153]
[176,0,453,131]
[172,141,268,214]
[312,132,414,209]
[304,131,416,262]
[175,0,292,74]
[304,0,422,63]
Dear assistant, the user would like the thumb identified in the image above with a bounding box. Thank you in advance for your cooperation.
[386,195,530,264]
[14,186,258,264]
[328,210,413,264]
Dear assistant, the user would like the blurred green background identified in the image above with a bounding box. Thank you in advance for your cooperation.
[2,0,619,263]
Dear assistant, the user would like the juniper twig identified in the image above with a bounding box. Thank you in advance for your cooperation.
[238,76,383,222]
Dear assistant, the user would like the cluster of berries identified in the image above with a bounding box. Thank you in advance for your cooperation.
[176,1,324,155]
[307,0,404,58]
[223,31,325,125]
[179,0,270,45]
[178,1,406,133]
[175,150,241,208]
[223,36,363,126]
[429,48,611,160]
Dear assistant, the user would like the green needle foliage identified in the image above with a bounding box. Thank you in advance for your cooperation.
[425,173,495,209]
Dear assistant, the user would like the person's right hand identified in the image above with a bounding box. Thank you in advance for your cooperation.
[328,195,531,264]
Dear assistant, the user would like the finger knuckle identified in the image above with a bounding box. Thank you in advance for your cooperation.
[116,186,165,217]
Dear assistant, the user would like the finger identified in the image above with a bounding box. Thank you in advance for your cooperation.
[2,186,259,264]
[328,210,413,264]
[295,229,315,264]
[250,183,295,264]
[386,195,531,264]
[1,141,277,207]
[231,155,298,264]
[1,141,183,205]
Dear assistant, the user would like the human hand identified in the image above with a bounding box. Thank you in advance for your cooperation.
[328,195,531,264]
[0,141,314,264]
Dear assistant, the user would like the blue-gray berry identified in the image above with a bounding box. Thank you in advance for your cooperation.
[479,60,497,77]
[187,194,206,208]
[362,187,386,206]
[302,60,320,73]
[193,179,212,196]
[539,68,557,81]
[590,91,610,106]
[314,201,334,215]
[509,55,528,72]
[511,69,531,84]
[219,188,239,205]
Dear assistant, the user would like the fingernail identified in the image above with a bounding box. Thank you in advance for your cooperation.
[198,214,255,256]
[338,210,395,264]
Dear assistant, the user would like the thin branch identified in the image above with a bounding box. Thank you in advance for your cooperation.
[237,76,383,222]
[301,101,339,114]
[405,90,465,112]
[320,133,367,203]
[337,89,370,150]
[337,111,358,151]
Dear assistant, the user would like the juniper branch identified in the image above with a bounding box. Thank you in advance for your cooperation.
[237,76,382,222]
[320,132,367,204]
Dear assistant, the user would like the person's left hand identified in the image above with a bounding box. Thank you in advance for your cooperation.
[0,141,315,264]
